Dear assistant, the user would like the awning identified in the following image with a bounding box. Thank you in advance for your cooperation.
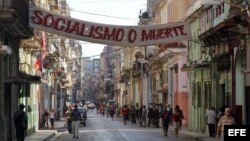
[4,71,41,84]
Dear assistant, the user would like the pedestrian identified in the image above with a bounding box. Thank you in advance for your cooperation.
[13,103,28,141]
[71,105,81,139]
[216,107,236,141]
[110,106,115,121]
[135,103,140,120]
[217,105,229,121]
[140,105,147,127]
[117,105,121,117]
[43,109,50,128]
[122,105,129,124]
[175,105,184,130]
[100,105,105,116]
[130,105,136,124]
[65,107,72,134]
[147,107,154,127]
[160,104,172,136]
[96,103,99,115]
[173,107,181,137]
[50,109,55,129]
[106,105,109,118]
[153,106,160,128]
[206,106,217,137]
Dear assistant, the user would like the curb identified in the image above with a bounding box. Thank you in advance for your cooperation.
[43,131,56,141]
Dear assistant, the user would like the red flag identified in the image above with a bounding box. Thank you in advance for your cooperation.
[34,53,41,71]
[34,32,47,71]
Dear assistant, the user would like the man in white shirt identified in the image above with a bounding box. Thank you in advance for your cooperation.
[206,106,217,137]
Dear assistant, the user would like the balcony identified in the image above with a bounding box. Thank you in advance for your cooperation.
[21,37,40,51]
[186,0,211,18]
[0,0,33,38]
[153,48,187,64]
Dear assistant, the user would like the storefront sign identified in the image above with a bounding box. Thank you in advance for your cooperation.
[29,5,191,46]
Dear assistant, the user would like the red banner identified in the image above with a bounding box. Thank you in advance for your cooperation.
[29,5,191,46]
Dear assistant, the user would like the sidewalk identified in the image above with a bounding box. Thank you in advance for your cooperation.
[25,118,66,141]
[168,127,217,141]
[25,130,56,141]
[115,116,216,141]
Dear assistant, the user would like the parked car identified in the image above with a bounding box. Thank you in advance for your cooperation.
[78,107,87,126]
[88,103,96,109]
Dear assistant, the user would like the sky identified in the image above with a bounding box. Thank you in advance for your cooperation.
[68,0,147,58]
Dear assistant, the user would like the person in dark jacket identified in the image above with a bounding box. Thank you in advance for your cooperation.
[130,105,136,124]
[153,106,160,128]
[109,106,115,121]
[71,105,81,139]
[160,105,172,136]
[147,107,154,127]
[175,105,184,130]
[13,104,28,141]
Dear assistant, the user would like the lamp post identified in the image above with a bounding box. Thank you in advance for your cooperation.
[138,58,148,106]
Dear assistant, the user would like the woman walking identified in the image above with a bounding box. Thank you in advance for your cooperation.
[173,107,181,137]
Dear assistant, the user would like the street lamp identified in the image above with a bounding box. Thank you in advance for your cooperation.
[137,58,148,106]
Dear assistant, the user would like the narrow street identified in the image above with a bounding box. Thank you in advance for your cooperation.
[49,110,194,141]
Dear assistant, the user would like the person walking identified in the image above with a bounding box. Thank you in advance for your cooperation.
[43,109,50,128]
[175,105,184,130]
[140,105,147,127]
[173,107,181,137]
[135,103,140,120]
[122,105,129,124]
[160,105,172,136]
[206,106,217,137]
[130,105,136,124]
[13,104,28,141]
[50,109,55,129]
[65,107,72,134]
[147,107,154,127]
[153,106,160,128]
[71,105,81,139]
[216,107,236,141]
[109,106,115,121]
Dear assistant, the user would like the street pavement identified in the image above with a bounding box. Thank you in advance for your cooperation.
[26,109,217,141]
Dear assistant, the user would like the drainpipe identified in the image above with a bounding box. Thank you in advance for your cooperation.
[168,66,173,107]
[0,52,4,141]
[232,49,236,112]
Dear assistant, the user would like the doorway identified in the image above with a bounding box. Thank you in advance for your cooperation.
[4,83,12,141]
[220,84,226,106]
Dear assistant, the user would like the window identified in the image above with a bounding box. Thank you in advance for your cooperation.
[192,82,196,107]
[197,82,202,107]
[204,81,212,109]
[215,3,224,17]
